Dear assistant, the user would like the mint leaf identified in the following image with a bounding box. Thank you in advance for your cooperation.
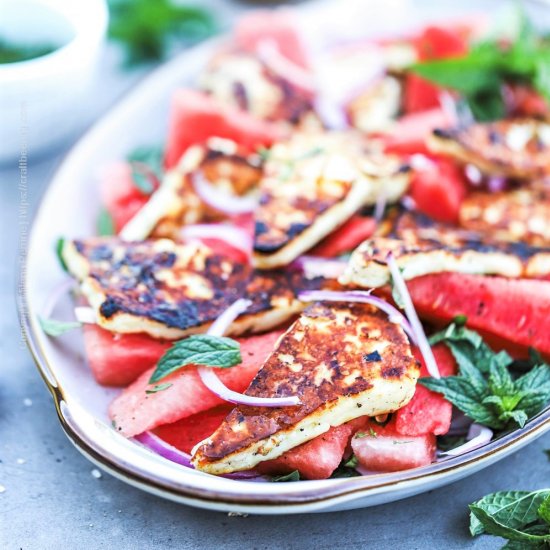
[271,470,300,482]
[344,455,358,469]
[128,145,164,194]
[55,237,68,273]
[538,496,550,525]
[469,490,550,538]
[97,209,115,236]
[39,316,82,337]
[149,334,242,383]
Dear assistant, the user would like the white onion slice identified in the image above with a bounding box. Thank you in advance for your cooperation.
[198,299,301,408]
[292,256,347,279]
[257,39,317,95]
[74,306,97,325]
[192,171,258,215]
[298,289,417,345]
[386,253,440,378]
[439,423,493,457]
[180,224,253,258]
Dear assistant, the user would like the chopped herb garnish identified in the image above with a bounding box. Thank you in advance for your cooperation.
[149,334,242,383]
[39,317,82,337]
[369,428,378,438]
[344,455,359,469]
[145,383,173,394]
[127,145,164,194]
[422,323,550,430]
[0,39,57,64]
[271,470,300,482]
[393,440,413,445]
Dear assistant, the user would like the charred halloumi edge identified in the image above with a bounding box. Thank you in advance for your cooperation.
[427,120,550,178]
[252,171,410,270]
[192,380,416,475]
[62,238,309,340]
[340,237,550,288]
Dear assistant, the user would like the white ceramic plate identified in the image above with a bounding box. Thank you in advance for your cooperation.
[20,0,550,514]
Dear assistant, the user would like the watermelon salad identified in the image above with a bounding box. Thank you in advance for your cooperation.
[40,4,550,482]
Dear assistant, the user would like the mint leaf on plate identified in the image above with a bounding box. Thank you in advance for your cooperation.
[39,316,82,337]
[149,334,242,383]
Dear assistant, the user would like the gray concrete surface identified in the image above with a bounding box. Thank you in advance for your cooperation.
[1,2,549,548]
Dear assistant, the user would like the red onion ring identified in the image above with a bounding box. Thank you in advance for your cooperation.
[291,256,347,279]
[386,253,440,378]
[198,299,301,408]
[439,423,493,458]
[298,289,417,345]
[257,39,317,95]
[192,171,258,215]
[487,176,507,193]
[180,224,253,258]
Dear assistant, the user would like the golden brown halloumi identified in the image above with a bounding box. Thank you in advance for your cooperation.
[62,237,323,339]
[459,188,550,246]
[200,52,315,125]
[191,302,419,474]
[340,211,550,288]
[119,138,262,242]
[252,131,410,269]
[428,118,550,179]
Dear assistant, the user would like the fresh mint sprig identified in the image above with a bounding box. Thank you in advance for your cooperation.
[420,323,550,430]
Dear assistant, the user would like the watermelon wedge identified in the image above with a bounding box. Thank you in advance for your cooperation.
[234,10,310,69]
[83,325,171,387]
[408,273,550,358]
[109,330,284,437]
[394,345,456,437]
[352,423,437,472]
[164,89,284,169]
[310,215,377,258]
[152,405,232,455]
[257,424,355,480]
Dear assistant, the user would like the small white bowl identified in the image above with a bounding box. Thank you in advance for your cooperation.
[0,0,108,164]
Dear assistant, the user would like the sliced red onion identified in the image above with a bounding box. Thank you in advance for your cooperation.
[198,299,301,408]
[298,289,417,345]
[464,164,483,186]
[257,39,317,95]
[74,306,97,325]
[313,96,349,131]
[180,224,253,258]
[386,253,440,378]
[291,256,347,279]
[135,431,263,479]
[192,171,258,215]
[439,423,493,457]
[487,176,506,193]
[42,279,76,318]
[374,190,387,223]
[438,91,471,126]
[134,431,193,468]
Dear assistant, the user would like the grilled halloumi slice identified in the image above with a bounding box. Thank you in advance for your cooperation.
[252,131,410,269]
[119,138,262,242]
[191,302,419,474]
[459,188,550,246]
[340,211,550,288]
[61,237,322,339]
[200,52,315,125]
[428,118,550,179]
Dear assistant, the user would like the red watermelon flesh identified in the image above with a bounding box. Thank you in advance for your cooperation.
[83,325,171,387]
[310,215,377,258]
[394,345,456,437]
[257,423,355,480]
[407,273,550,359]
[234,10,310,69]
[152,405,232,455]
[109,330,284,437]
[164,89,284,169]
[99,162,151,233]
[352,422,436,472]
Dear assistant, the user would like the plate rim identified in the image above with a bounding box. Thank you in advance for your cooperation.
[18,2,550,513]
